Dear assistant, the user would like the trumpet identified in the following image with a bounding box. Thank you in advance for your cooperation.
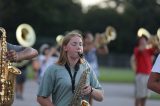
[137,27,160,49]
[96,26,117,48]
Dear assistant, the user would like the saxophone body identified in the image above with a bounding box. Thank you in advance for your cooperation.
[0,27,21,106]
[69,68,90,106]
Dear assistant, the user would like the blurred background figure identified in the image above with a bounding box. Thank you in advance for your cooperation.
[37,43,59,84]
[83,32,109,106]
[14,60,30,100]
[133,35,159,106]
[31,57,41,81]
[83,32,109,77]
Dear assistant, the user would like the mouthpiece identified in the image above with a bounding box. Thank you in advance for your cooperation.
[78,52,84,58]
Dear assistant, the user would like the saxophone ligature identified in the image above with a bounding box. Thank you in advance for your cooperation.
[0,27,21,106]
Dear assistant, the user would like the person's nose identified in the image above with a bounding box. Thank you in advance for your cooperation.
[77,45,82,51]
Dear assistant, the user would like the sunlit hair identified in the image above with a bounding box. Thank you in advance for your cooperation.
[56,31,84,65]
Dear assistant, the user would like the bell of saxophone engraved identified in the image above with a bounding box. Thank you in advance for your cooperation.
[0,27,21,106]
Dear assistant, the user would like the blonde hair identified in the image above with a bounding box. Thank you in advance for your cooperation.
[56,32,84,65]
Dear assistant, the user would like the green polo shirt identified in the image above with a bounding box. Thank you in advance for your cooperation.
[37,63,102,106]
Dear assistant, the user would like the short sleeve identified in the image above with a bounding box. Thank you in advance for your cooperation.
[147,48,156,55]
[37,65,55,97]
[7,43,25,52]
[89,68,102,90]
[152,54,160,73]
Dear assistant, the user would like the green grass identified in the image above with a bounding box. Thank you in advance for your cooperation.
[99,67,135,83]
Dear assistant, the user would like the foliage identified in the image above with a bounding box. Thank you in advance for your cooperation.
[0,0,160,53]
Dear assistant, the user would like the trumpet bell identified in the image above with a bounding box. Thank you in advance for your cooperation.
[56,35,64,46]
[95,26,117,48]
[137,28,150,39]
[16,24,36,47]
[105,26,117,43]
[157,28,160,40]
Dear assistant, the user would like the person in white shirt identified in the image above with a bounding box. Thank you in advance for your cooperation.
[38,44,59,84]
[147,54,160,94]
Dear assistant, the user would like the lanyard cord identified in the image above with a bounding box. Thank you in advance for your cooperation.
[65,63,79,93]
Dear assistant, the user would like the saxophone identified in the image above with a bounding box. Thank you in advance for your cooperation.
[69,68,90,106]
[0,27,21,106]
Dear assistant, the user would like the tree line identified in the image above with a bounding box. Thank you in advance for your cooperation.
[0,0,160,54]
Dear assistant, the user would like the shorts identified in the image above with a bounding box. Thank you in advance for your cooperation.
[16,70,27,84]
[135,74,150,98]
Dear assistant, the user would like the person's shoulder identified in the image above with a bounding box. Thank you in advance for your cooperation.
[48,63,64,71]
[134,47,138,51]
[133,47,139,53]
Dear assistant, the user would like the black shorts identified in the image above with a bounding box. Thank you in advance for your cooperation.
[16,70,27,84]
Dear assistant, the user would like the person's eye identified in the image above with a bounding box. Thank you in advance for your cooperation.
[71,42,76,46]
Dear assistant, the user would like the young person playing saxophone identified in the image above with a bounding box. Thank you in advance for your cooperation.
[37,31,104,106]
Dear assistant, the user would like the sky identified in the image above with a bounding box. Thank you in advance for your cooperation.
[80,0,106,7]
[79,0,125,14]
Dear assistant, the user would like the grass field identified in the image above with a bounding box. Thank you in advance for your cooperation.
[99,67,134,83]
[98,66,160,99]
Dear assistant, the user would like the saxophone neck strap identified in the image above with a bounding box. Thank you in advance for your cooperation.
[65,63,79,93]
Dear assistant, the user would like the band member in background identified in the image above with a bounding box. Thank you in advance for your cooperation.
[7,43,38,62]
[83,32,108,106]
[37,44,59,84]
[31,57,41,81]
[147,54,160,94]
[0,43,38,91]
[133,35,159,106]
[83,32,109,77]
[15,60,30,100]
[37,32,103,106]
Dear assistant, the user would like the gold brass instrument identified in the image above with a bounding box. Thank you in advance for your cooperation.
[69,68,90,106]
[56,35,64,47]
[16,23,35,68]
[137,28,151,39]
[137,27,160,49]
[16,23,36,47]
[0,27,21,106]
[130,28,160,71]
[96,26,117,48]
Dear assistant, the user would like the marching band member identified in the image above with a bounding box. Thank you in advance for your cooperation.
[133,35,158,106]
[37,32,103,106]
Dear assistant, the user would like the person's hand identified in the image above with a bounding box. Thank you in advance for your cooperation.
[6,50,18,62]
[81,85,92,96]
